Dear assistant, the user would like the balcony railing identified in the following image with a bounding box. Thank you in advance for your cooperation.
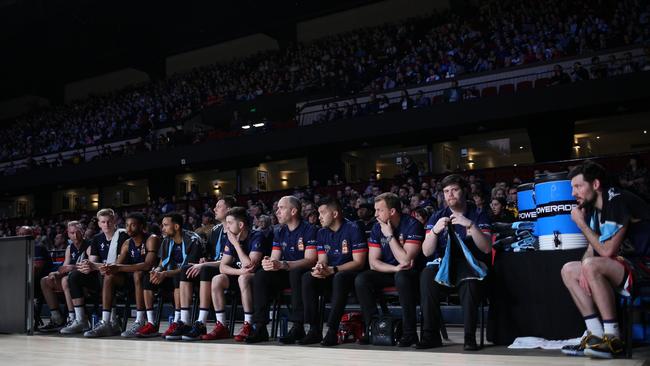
[296,45,647,126]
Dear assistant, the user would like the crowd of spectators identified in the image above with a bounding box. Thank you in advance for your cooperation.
[3,156,647,255]
[0,176,517,251]
[312,48,650,124]
[1,0,649,167]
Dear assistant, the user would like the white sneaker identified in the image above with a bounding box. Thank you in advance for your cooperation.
[83,320,114,338]
[60,318,90,334]
[121,320,146,338]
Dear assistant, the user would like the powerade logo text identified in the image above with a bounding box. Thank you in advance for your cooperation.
[535,200,577,219]
[518,209,537,220]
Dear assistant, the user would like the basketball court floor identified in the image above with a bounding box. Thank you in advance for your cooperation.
[2,326,648,366]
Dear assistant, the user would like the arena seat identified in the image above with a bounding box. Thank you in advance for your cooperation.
[620,278,650,357]
[480,86,498,98]
[432,95,445,104]
[498,84,515,96]
[534,77,550,88]
[270,288,294,339]
[516,80,533,92]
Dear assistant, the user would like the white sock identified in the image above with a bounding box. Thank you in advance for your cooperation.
[180,308,190,324]
[584,315,604,337]
[215,311,225,325]
[136,311,145,323]
[174,310,181,322]
[102,310,111,323]
[603,320,620,337]
[74,306,85,321]
[146,309,155,324]
[198,309,209,323]
[244,313,252,324]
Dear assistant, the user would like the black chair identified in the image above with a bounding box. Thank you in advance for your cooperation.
[225,288,240,336]
[153,288,174,330]
[380,286,451,342]
[270,288,293,339]
[113,287,132,331]
[620,278,650,358]
[441,293,487,348]
[185,285,240,335]
[189,290,200,323]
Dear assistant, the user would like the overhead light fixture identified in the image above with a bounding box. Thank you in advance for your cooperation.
[519,146,524,150]
[596,136,600,139]
[513,163,518,167]
[253,122,265,128]
[241,125,251,129]
[644,130,648,134]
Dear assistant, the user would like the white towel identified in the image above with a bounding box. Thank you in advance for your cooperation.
[508,335,584,350]
[106,228,126,264]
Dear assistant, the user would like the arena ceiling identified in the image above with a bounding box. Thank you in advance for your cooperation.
[0,0,379,101]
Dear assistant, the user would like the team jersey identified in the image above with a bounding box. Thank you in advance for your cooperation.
[222,230,272,267]
[272,221,318,261]
[368,214,424,266]
[425,203,492,262]
[206,223,228,261]
[160,230,203,270]
[125,234,151,264]
[69,240,90,264]
[588,188,650,258]
[90,231,130,263]
[34,243,53,273]
[316,219,367,266]
[171,242,184,266]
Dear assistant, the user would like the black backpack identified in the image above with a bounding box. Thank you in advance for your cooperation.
[370,316,402,346]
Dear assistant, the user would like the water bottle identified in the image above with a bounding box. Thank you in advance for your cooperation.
[91,314,98,328]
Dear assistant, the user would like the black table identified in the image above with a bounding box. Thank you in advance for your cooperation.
[487,248,586,345]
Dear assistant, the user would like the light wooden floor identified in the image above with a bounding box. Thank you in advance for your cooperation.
[0,333,646,366]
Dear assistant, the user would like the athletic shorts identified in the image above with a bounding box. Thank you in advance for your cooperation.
[614,256,650,297]
[179,264,220,283]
